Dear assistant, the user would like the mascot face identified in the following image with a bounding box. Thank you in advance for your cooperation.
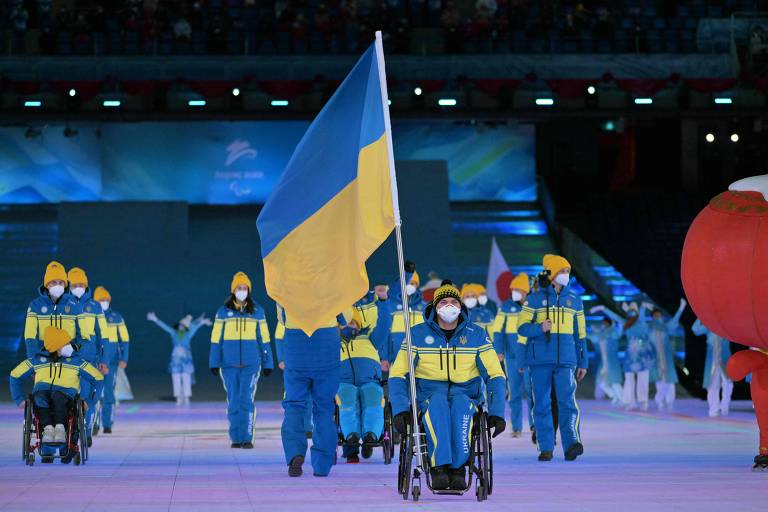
[681,175,768,350]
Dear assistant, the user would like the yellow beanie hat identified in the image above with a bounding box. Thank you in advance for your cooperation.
[460,283,484,298]
[409,271,420,287]
[543,254,571,277]
[67,267,88,287]
[432,283,461,307]
[42,261,67,286]
[43,326,72,353]
[93,286,111,302]
[231,271,252,293]
[510,273,531,293]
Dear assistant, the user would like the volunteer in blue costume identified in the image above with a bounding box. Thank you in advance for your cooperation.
[517,255,588,462]
[692,317,733,417]
[390,282,506,490]
[210,272,274,449]
[588,305,624,405]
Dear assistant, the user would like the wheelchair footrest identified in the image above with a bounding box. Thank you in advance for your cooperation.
[431,489,467,496]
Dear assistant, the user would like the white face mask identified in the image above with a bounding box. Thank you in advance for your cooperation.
[511,291,523,302]
[478,295,488,306]
[48,285,65,299]
[555,273,570,286]
[464,297,478,309]
[235,290,249,302]
[437,304,461,323]
[59,344,74,358]
[99,301,110,311]
[71,287,86,299]
[405,284,417,296]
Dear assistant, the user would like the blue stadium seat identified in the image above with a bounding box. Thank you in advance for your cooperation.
[227,31,243,54]
[124,31,140,55]
[107,31,123,54]
[597,40,613,53]
[56,32,72,55]
[93,32,105,55]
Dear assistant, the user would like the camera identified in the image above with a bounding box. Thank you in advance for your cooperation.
[537,269,551,289]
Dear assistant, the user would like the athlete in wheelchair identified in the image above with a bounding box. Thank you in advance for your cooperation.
[10,326,104,465]
[336,293,395,464]
[390,282,506,500]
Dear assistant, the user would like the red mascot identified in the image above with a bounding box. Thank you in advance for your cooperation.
[681,174,768,471]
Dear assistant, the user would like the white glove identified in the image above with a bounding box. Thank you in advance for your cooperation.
[679,298,687,310]
[590,305,605,314]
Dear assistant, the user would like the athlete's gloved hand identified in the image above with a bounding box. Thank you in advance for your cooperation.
[262,368,272,377]
[488,415,506,438]
[393,411,413,435]
[210,367,220,377]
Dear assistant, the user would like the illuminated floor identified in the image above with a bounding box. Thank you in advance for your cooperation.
[0,399,765,511]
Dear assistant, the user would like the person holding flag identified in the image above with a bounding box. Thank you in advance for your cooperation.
[256,33,398,478]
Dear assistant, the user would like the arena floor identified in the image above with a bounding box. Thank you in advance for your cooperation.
[0,399,765,511]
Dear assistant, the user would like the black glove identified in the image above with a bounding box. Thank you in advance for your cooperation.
[210,367,220,377]
[487,415,506,438]
[393,411,412,435]
[262,368,272,377]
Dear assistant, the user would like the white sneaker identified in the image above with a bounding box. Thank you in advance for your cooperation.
[54,424,66,443]
[183,396,191,405]
[42,425,54,443]
[175,397,183,406]
[709,410,719,418]
[721,409,730,416]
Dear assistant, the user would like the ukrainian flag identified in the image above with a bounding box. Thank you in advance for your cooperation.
[256,41,396,335]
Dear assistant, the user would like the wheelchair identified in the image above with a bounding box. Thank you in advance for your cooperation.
[335,381,396,464]
[22,394,89,466]
[397,404,493,502]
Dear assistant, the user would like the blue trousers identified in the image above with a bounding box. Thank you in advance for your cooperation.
[281,366,339,476]
[337,381,384,442]
[530,365,581,453]
[419,391,477,469]
[101,363,118,429]
[220,366,260,444]
[508,366,534,433]
[302,401,313,433]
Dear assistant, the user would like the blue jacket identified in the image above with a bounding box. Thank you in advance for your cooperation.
[385,280,427,363]
[339,292,388,385]
[64,290,106,366]
[24,287,82,359]
[491,299,523,360]
[389,305,507,419]
[209,301,274,370]
[10,353,104,405]
[102,309,130,365]
[692,319,732,388]
[467,305,494,333]
[517,284,588,369]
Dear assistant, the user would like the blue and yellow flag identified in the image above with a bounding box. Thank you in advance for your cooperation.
[256,42,396,335]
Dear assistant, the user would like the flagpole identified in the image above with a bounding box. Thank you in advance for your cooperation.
[374,30,424,499]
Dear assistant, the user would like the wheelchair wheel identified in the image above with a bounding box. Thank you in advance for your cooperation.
[475,413,490,502]
[78,401,88,463]
[397,428,412,500]
[488,424,494,495]
[22,399,32,461]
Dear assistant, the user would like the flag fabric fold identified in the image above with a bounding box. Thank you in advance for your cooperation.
[485,237,513,304]
[256,43,396,335]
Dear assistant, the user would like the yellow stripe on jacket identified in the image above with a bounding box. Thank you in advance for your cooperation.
[390,342,504,383]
